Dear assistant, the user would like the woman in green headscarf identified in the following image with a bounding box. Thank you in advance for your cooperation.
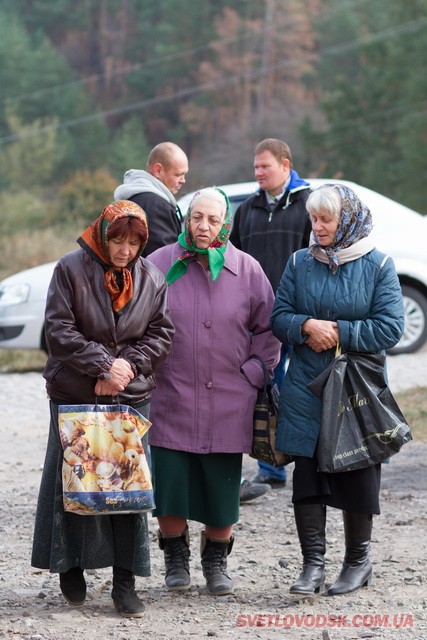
[147,187,280,597]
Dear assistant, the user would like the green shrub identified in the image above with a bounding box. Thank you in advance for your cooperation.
[58,169,117,227]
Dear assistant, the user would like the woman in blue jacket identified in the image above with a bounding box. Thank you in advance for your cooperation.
[271,184,404,596]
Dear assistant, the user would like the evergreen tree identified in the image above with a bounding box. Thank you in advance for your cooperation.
[109,117,151,181]
[301,0,427,213]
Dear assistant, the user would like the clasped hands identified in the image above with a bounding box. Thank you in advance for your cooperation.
[303,318,339,353]
[94,358,135,396]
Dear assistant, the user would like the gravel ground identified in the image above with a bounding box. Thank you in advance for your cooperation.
[0,350,426,640]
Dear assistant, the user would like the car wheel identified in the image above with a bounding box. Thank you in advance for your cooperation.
[388,285,427,355]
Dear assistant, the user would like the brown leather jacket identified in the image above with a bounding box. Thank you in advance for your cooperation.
[43,249,174,404]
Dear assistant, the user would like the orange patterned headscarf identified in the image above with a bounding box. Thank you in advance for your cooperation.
[77,200,148,313]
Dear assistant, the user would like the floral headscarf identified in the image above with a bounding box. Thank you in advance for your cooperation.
[166,187,232,285]
[309,184,373,274]
[77,200,148,313]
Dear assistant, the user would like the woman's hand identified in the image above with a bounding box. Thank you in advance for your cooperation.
[303,319,339,353]
[95,358,135,395]
[109,358,135,386]
[94,379,121,396]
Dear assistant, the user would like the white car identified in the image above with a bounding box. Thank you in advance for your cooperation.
[1,179,426,354]
[0,260,56,353]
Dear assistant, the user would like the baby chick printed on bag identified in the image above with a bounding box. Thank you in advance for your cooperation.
[58,405,154,514]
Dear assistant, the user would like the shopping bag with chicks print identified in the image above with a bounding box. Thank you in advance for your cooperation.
[58,403,155,515]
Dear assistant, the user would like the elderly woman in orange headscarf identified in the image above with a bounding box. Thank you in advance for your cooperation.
[31,200,174,617]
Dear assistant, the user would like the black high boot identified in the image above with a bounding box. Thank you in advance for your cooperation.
[111,566,145,618]
[59,567,86,605]
[290,502,326,595]
[328,512,373,596]
[158,525,191,591]
[200,531,234,596]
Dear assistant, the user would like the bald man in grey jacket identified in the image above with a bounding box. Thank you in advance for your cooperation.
[114,142,188,257]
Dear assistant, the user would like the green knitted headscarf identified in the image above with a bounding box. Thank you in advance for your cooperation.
[166,187,232,285]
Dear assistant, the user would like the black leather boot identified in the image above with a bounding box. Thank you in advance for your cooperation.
[200,531,234,596]
[328,512,373,596]
[111,566,145,617]
[59,567,86,605]
[158,525,191,591]
[290,502,326,595]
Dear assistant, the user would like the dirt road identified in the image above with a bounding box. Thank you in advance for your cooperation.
[0,352,426,640]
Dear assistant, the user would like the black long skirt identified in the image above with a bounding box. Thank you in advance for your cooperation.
[292,454,381,514]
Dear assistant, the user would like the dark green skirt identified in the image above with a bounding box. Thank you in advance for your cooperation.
[151,447,242,528]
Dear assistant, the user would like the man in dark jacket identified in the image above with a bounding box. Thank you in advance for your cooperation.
[230,138,312,500]
[114,141,189,256]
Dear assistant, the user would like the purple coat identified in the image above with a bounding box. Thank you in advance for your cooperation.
[147,242,281,454]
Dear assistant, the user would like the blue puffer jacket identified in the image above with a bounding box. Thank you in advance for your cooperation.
[270,247,405,458]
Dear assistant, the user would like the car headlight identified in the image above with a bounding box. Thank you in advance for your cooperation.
[0,283,30,306]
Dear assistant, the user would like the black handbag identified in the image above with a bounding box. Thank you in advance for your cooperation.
[307,347,412,473]
[249,355,294,468]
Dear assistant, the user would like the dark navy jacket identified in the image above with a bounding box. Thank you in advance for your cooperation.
[230,170,312,291]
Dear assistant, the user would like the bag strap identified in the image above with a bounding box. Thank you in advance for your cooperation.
[248,354,271,386]
[95,395,121,409]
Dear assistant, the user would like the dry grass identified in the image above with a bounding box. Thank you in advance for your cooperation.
[0,226,80,280]
[395,387,427,443]
[0,349,47,373]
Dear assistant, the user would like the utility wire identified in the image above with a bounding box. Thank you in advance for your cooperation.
[0,15,425,145]
[318,107,427,148]
[2,0,372,105]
